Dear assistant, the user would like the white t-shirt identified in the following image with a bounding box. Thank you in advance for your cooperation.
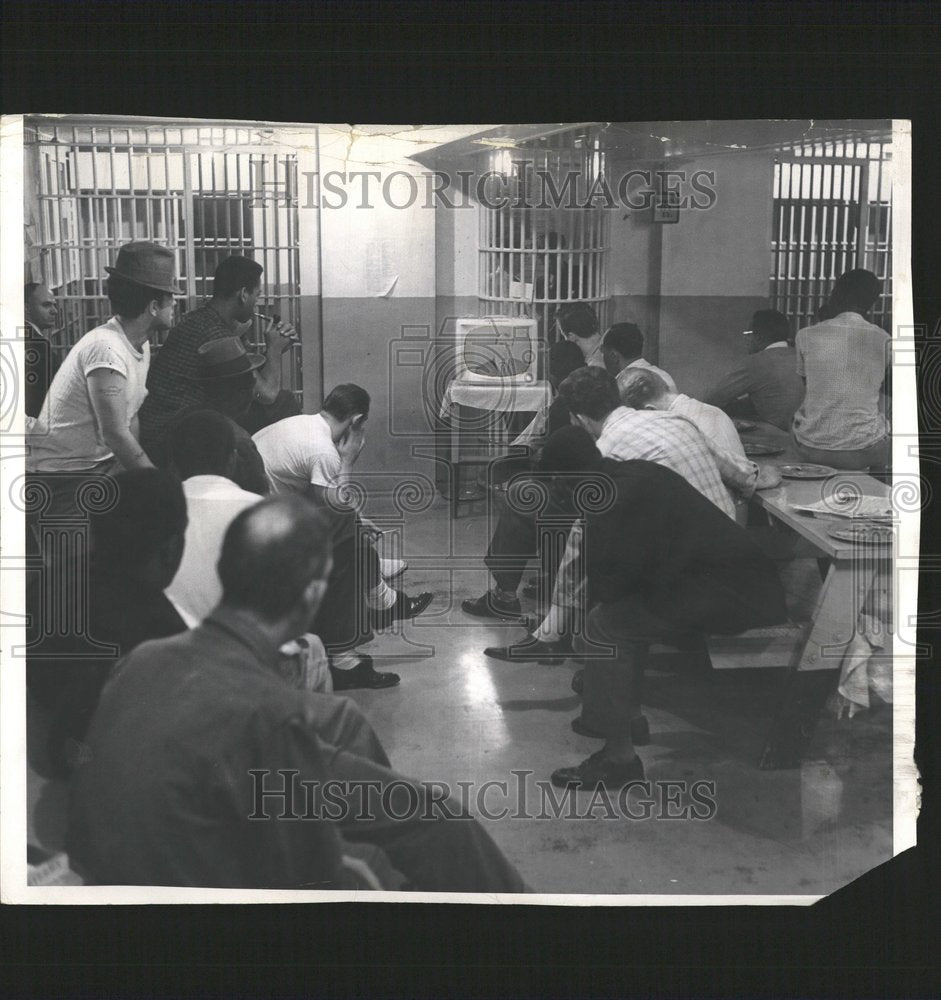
[252,413,342,495]
[166,475,261,625]
[27,318,150,472]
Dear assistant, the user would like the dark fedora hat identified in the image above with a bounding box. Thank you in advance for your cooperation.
[196,337,265,381]
[105,241,183,295]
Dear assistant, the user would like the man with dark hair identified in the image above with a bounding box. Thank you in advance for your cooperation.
[792,268,890,472]
[23,282,59,418]
[524,427,787,790]
[68,496,528,892]
[253,385,433,690]
[139,254,299,457]
[27,468,188,776]
[164,409,260,623]
[554,302,604,367]
[704,309,804,431]
[27,243,180,518]
[602,322,677,394]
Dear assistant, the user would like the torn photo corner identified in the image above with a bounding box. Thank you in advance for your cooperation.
[0,116,919,906]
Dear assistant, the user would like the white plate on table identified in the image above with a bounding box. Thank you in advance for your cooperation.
[779,464,838,479]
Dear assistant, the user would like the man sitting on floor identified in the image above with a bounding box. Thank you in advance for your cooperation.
[68,495,528,892]
[463,366,734,625]
[253,385,433,690]
[602,322,677,394]
[27,469,189,776]
[704,309,804,432]
[139,254,299,458]
[538,428,787,791]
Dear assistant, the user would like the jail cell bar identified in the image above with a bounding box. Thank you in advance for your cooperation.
[770,139,892,337]
[25,118,304,406]
[477,128,610,356]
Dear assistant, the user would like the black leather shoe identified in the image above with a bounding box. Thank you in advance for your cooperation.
[372,590,434,630]
[571,715,651,745]
[550,751,646,790]
[330,655,400,690]
[461,591,521,621]
[571,669,584,694]
[484,639,567,665]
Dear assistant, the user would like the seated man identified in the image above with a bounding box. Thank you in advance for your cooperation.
[555,302,605,368]
[792,269,890,473]
[164,408,330,691]
[24,281,60,419]
[463,366,734,624]
[27,469,188,776]
[602,322,677,394]
[617,368,781,508]
[253,385,433,690]
[541,428,787,791]
[704,309,804,431]
[139,254,299,457]
[68,496,528,893]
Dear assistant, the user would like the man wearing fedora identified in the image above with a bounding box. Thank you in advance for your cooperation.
[27,242,180,518]
[139,255,298,459]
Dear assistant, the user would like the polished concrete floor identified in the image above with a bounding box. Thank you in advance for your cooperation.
[352,494,895,897]
[27,494,895,896]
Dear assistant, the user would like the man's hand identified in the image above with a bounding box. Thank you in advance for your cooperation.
[337,422,366,465]
[263,317,299,355]
[755,466,783,490]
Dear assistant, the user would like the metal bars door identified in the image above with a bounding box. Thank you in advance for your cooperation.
[770,140,892,335]
[24,118,303,404]
[478,128,609,351]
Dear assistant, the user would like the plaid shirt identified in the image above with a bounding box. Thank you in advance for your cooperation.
[595,407,736,519]
[548,408,736,611]
[138,305,232,453]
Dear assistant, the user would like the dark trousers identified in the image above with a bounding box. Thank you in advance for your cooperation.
[310,506,384,654]
[484,488,576,594]
[318,695,528,893]
[577,599,682,737]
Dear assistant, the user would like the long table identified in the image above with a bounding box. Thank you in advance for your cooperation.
[738,422,892,769]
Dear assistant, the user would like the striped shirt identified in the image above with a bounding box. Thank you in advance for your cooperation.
[793,312,890,450]
[595,406,736,519]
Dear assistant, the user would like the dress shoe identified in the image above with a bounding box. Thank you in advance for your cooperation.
[329,655,400,690]
[379,557,408,581]
[550,751,646,790]
[571,714,651,745]
[371,590,433,630]
[461,591,521,621]
[484,639,568,665]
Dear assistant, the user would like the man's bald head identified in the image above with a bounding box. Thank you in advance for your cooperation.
[218,495,333,621]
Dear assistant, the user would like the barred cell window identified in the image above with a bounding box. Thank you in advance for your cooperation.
[771,138,892,336]
[25,118,305,406]
[478,127,609,367]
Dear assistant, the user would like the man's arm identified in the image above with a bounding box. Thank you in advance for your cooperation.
[704,364,752,409]
[87,369,154,470]
[303,421,365,511]
[252,318,298,405]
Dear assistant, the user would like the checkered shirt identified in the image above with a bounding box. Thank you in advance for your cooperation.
[138,305,232,451]
[595,406,736,519]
